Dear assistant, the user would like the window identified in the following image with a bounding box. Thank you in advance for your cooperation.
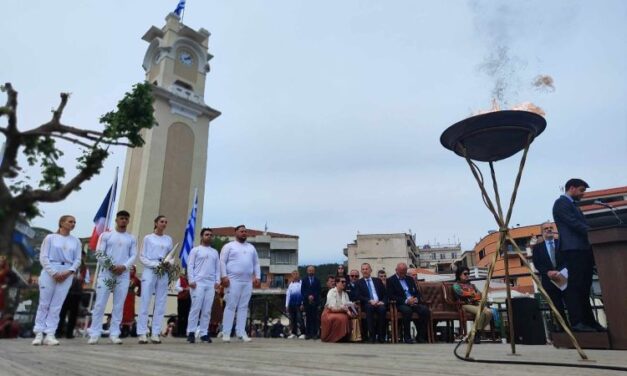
[271,250,295,265]
[478,249,486,259]
[451,252,457,259]
[431,253,436,260]
[439,253,446,259]
[173,80,193,90]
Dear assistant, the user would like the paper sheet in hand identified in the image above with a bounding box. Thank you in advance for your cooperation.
[550,268,568,291]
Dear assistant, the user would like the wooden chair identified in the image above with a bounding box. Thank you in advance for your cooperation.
[418,282,458,343]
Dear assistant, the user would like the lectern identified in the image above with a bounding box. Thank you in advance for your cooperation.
[588,224,627,350]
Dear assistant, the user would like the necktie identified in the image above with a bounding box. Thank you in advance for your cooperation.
[309,277,313,285]
[366,278,374,299]
[547,241,556,267]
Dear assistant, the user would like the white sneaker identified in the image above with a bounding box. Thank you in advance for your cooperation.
[43,334,60,346]
[150,335,161,344]
[138,334,148,344]
[298,334,306,339]
[110,336,122,345]
[87,336,99,345]
[32,333,44,346]
[288,334,296,339]
[222,335,231,342]
[239,334,252,342]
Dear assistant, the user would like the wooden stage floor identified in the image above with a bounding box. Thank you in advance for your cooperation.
[1,337,625,376]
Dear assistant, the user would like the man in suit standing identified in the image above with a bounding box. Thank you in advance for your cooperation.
[387,262,430,343]
[553,178,604,332]
[356,263,388,343]
[300,265,321,339]
[532,222,567,331]
[346,269,360,302]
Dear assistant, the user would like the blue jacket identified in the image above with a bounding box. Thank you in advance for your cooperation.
[553,195,590,251]
[300,275,321,305]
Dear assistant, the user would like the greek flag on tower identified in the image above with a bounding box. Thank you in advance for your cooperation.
[180,189,198,268]
[174,0,186,16]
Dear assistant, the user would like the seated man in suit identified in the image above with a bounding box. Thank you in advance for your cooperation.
[387,262,430,343]
[356,263,387,343]
[532,222,567,331]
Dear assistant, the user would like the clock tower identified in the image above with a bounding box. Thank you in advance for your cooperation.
[119,13,220,259]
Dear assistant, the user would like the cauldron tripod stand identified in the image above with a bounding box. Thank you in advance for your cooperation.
[440,110,587,360]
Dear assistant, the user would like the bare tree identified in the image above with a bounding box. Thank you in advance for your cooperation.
[0,82,156,254]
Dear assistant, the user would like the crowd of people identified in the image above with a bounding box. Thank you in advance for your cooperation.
[3,177,605,345]
[286,262,432,344]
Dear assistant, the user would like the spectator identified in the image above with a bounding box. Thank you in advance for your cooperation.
[453,266,492,343]
[320,276,356,342]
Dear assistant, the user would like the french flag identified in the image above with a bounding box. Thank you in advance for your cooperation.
[88,175,118,251]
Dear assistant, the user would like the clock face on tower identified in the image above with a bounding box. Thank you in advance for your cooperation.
[179,52,194,66]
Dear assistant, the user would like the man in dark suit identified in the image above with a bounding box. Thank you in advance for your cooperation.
[300,265,321,339]
[553,178,603,332]
[346,269,360,302]
[356,263,388,343]
[387,262,430,343]
[532,222,567,331]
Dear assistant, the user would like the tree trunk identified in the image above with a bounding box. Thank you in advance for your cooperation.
[0,214,17,257]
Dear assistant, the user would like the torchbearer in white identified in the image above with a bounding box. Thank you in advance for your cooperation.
[87,210,137,345]
[32,215,82,346]
[137,215,174,344]
[186,228,220,343]
[220,225,260,342]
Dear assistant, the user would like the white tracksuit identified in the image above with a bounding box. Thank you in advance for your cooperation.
[220,241,260,337]
[88,230,137,338]
[137,233,173,336]
[185,245,220,336]
[34,233,82,335]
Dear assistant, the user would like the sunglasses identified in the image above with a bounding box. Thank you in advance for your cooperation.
[462,272,470,276]
[350,275,359,278]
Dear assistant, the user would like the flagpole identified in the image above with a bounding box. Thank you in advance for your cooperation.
[91,167,118,288]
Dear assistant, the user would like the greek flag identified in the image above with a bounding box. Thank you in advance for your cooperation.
[174,0,186,16]
[180,188,197,268]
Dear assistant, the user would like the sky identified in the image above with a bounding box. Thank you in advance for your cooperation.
[2,1,626,264]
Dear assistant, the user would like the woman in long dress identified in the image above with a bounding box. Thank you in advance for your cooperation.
[320,276,356,342]
[32,215,82,346]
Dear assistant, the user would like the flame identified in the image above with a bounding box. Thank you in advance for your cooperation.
[473,99,545,116]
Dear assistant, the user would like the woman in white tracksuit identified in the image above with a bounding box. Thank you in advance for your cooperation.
[137,215,173,344]
[32,215,82,346]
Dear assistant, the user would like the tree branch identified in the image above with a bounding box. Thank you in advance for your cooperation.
[18,166,92,204]
[49,134,93,149]
[0,83,20,177]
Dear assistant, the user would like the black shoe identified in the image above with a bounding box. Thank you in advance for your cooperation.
[368,338,376,344]
[590,322,607,332]
[187,333,196,343]
[403,338,415,344]
[66,334,75,339]
[571,323,596,332]
[377,337,386,344]
[473,336,481,344]
[415,337,427,344]
[200,335,212,343]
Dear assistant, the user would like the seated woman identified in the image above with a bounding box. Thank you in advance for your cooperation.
[453,266,492,343]
[320,276,356,342]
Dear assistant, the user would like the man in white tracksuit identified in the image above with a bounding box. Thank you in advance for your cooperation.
[88,210,137,345]
[186,228,220,343]
[220,225,260,342]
